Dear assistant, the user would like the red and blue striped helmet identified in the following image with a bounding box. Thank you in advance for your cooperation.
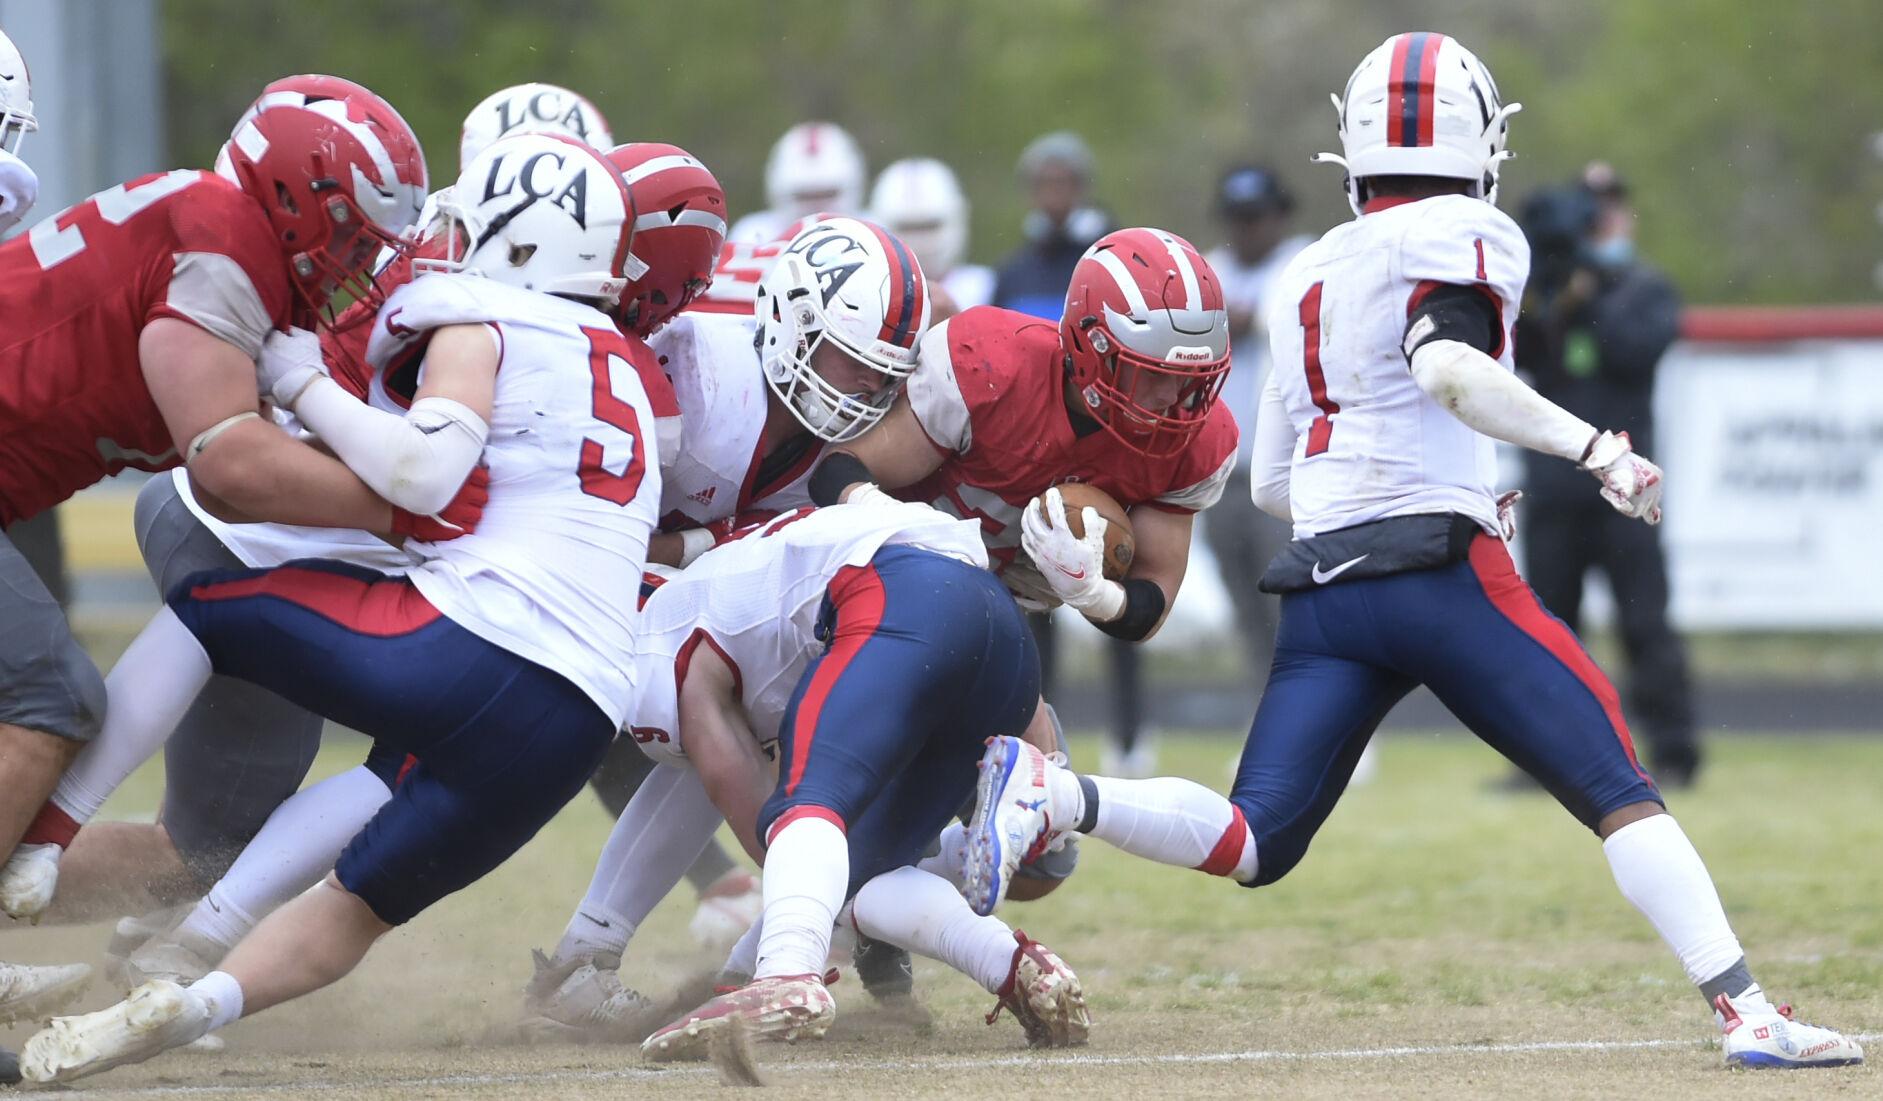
[1315,32,1521,215]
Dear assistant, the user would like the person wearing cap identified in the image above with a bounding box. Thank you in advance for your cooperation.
[1514,163,1699,788]
[1201,165,1310,686]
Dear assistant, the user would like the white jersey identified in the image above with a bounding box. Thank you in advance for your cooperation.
[624,500,987,767]
[370,274,662,726]
[1263,195,1528,538]
[651,312,819,529]
[939,264,995,312]
[0,149,37,237]
[171,463,419,573]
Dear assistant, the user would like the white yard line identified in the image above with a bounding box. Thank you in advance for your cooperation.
[59,1032,1882,1097]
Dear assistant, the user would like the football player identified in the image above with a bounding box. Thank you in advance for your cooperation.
[967,32,1864,1072]
[633,502,1085,1055]
[870,157,995,317]
[19,133,667,1083]
[727,122,865,244]
[0,29,37,235]
[0,75,430,1020]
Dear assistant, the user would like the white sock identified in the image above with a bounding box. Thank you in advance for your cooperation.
[916,821,970,889]
[176,765,392,955]
[556,763,724,965]
[189,969,245,1031]
[1084,775,1258,882]
[723,914,763,980]
[852,865,1017,994]
[51,608,211,824]
[754,815,847,980]
[1604,814,1750,990]
[1045,761,1085,826]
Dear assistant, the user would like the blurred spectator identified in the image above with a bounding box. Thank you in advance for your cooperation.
[993,132,1148,775]
[1515,164,1699,788]
[1200,164,1308,680]
[870,157,993,319]
[727,121,866,244]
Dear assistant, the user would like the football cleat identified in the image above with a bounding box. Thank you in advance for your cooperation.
[1717,994,1864,1069]
[963,737,1051,916]
[0,961,92,1026]
[121,934,219,989]
[0,842,62,920]
[689,870,764,954]
[986,930,1090,1048]
[641,975,835,1062]
[22,979,211,1083]
[519,948,661,1045]
[102,904,191,987]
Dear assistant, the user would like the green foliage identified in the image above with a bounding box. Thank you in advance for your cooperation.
[164,0,1878,302]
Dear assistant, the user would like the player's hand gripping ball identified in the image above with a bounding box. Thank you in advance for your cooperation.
[1027,483,1135,581]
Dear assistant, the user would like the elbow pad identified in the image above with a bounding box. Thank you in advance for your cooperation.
[1403,283,1502,360]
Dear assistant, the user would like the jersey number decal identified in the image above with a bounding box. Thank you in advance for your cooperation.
[1298,281,1339,456]
[29,170,200,270]
[577,326,649,505]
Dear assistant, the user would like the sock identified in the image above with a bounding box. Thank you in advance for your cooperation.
[50,608,212,825]
[1603,814,1752,1008]
[1082,775,1258,883]
[852,865,1017,995]
[1044,761,1086,830]
[559,763,724,964]
[190,969,245,1031]
[754,814,847,980]
[1699,958,1770,1015]
[916,821,969,889]
[176,765,393,955]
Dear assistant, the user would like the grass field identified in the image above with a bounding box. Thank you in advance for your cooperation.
[5,730,1880,1098]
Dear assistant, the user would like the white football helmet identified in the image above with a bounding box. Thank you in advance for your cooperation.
[1315,32,1521,215]
[0,30,35,155]
[869,158,969,278]
[458,82,613,168]
[755,216,929,442]
[765,122,865,220]
[419,133,645,304]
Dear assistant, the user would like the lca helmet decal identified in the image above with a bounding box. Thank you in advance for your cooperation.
[786,229,866,306]
[479,148,589,233]
[495,90,595,143]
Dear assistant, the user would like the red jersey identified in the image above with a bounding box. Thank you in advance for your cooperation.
[898,306,1238,601]
[0,170,290,523]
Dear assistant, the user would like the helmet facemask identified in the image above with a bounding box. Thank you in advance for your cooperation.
[1072,319,1229,459]
[759,286,910,443]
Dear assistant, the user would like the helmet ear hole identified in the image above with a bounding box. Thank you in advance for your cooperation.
[508,242,538,267]
[275,182,300,217]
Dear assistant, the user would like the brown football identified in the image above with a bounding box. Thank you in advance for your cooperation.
[1051,481,1135,580]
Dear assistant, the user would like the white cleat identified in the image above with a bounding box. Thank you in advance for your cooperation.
[0,843,63,921]
[689,870,763,954]
[641,975,835,1062]
[0,961,93,1026]
[103,904,193,987]
[22,979,212,1083]
[519,948,662,1045]
[963,737,1051,916]
[987,930,1090,1048]
[121,934,219,989]
[1718,994,1864,1069]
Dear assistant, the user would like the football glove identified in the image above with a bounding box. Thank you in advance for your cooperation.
[1581,430,1663,524]
[1020,488,1124,620]
[256,326,330,410]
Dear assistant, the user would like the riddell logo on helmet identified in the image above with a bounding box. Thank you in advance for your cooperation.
[1168,346,1214,364]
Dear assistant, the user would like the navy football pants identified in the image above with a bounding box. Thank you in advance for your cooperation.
[1233,533,1661,887]
[168,559,615,924]
[757,546,1040,897]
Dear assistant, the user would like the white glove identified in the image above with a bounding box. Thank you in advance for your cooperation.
[1581,430,1663,524]
[256,326,330,410]
[1020,488,1124,620]
[1494,490,1522,541]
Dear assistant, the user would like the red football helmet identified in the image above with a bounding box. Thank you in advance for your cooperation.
[604,143,728,336]
[216,75,428,329]
[1060,228,1231,458]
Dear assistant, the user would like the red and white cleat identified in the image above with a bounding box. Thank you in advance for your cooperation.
[987,930,1089,1048]
[1717,994,1864,1069]
[640,974,835,1062]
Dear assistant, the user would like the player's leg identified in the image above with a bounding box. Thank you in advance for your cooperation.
[1598,507,1700,786]
[966,591,1414,913]
[524,760,722,1043]
[1417,534,1861,1068]
[584,738,757,952]
[0,528,102,928]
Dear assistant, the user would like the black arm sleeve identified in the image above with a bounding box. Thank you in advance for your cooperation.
[1094,578,1168,642]
[808,451,875,507]
[1402,283,1503,361]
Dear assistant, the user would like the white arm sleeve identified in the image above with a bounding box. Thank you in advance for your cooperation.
[1409,339,1596,463]
[290,375,489,515]
[1249,370,1295,522]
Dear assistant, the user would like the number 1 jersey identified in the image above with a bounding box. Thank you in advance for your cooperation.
[1263,194,1529,537]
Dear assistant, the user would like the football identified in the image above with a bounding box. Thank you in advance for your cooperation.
[1051,481,1135,580]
